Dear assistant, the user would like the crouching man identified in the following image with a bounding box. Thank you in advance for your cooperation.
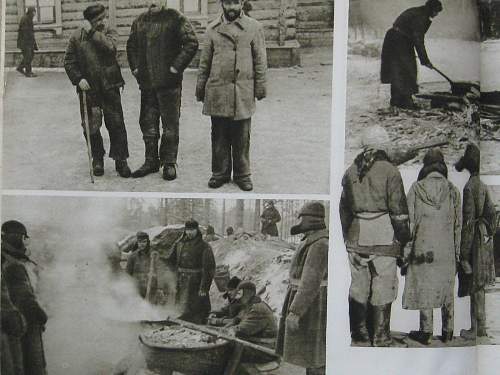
[64,4,131,178]
[196,0,267,191]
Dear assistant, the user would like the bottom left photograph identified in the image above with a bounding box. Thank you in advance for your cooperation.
[1,195,329,375]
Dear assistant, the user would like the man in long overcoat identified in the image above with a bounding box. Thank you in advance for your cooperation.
[196,0,267,191]
[455,144,497,339]
[127,1,199,181]
[402,149,461,345]
[1,221,48,375]
[340,126,411,347]
[381,0,442,108]
[17,6,38,77]
[276,202,328,375]
[1,267,27,375]
[261,201,281,238]
[64,4,131,178]
[167,220,216,324]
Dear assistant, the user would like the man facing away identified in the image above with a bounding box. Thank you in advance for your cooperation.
[64,4,131,178]
[340,126,411,347]
[127,0,199,181]
[17,6,38,77]
[196,0,268,191]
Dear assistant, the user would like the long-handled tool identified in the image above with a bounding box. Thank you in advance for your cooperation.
[432,67,479,96]
[81,91,95,183]
[163,316,278,358]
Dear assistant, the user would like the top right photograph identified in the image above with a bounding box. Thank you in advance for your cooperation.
[345,0,497,175]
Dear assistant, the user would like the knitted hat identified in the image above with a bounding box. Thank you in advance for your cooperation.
[83,4,106,22]
[298,202,326,219]
[455,143,480,174]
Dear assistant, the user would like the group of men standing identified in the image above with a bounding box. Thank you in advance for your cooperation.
[1,221,47,375]
[59,0,267,191]
[340,126,497,347]
[125,202,329,374]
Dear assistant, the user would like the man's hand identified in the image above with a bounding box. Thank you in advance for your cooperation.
[79,79,91,91]
[423,62,434,70]
[255,88,266,101]
[199,290,207,297]
[132,68,139,78]
[170,66,179,74]
[286,312,300,331]
[82,20,93,33]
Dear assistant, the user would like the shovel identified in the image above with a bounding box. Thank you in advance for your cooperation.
[432,67,479,96]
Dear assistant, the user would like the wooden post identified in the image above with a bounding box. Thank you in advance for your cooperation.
[278,0,288,46]
[108,0,117,29]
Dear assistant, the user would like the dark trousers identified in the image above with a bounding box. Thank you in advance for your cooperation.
[211,117,251,179]
[139,87,182,165]
[419,301,454,334]
[79,88,129,160]
[390,84,415,108]
[18,48,34,73]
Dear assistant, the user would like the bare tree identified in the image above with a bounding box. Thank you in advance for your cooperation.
[253,199,261,231]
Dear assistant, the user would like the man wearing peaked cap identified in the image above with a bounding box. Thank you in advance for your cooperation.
[276,202,328,375]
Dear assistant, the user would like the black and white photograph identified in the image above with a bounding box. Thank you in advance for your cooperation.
[346,0,485,175]
[339,134,498,347]
[479,0,500,174]
[1,0,333,193]
[0,195,329,374]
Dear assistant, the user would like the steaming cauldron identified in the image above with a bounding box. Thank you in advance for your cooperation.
[139,324,232,375]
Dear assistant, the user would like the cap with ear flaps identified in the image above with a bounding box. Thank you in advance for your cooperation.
[2,220,29,237]
[291,202,327,235]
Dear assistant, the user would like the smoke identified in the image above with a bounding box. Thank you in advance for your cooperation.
[1,196,177,375]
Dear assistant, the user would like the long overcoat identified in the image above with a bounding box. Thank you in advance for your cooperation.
[168,232,216,324]
[458,175,497,296]
[261,206,281,237]
[2,242,47,375]
[276,229,328,368]
[402,172,462,309]
[381,6,433,96]
[17,14,37,51]
[196,14,267,120]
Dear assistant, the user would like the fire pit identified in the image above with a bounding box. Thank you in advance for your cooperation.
[139,325,232,375]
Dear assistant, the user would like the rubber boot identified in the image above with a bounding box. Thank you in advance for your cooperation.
[373,304,404,347]
[349,298,370,346]
[163,164,177,181]
[131,139,160,178]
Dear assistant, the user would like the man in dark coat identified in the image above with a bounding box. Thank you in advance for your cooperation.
[276,202,328,375]
[208,276,242,325]
[1,268,27,375]
[126,231,157,300]
[261,201,281,238]
[64,4,131,178]
[17,6,38,77]
[127,1,199,181]
[340,127,410,347]
[381,0,443,109]
[455,144,497,340]
[196,0,267,191]
[167,220,216,324]
[1,221,48,375]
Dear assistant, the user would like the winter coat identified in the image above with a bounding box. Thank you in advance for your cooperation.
[168,232,215,324]
[126,247,154,298]
[1,271,27,375]
[381,6,433,94]
[127,7,199,90]
[276,229,328,369]
[459,175,497,296]
[261,206,281,237]
[17,14,37,51]
[64,27,124,92]
[234,296,277,342]
[1,242,47,375]
[340,157,410,257]
[402,172,462,310]
[196,14,267,120]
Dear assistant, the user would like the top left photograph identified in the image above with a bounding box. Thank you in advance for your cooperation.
[1,0,334,194]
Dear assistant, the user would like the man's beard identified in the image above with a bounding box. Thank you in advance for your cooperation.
[223,8,240,22]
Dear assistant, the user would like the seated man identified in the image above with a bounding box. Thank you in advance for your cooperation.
[209,276,243,326]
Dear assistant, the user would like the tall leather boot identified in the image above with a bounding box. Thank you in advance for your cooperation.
[349,298,370,346]
[373,303,403,347]
[131,138,160,178]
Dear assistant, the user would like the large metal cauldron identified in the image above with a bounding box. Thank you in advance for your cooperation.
[139,324,233,375]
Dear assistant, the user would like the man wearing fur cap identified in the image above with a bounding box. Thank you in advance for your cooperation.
[340,126,411,347]
[64,4,131,178]
[276,202,328,375]
[455,143,497,340]
[167,220,216,324]
[1,220,48,375]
